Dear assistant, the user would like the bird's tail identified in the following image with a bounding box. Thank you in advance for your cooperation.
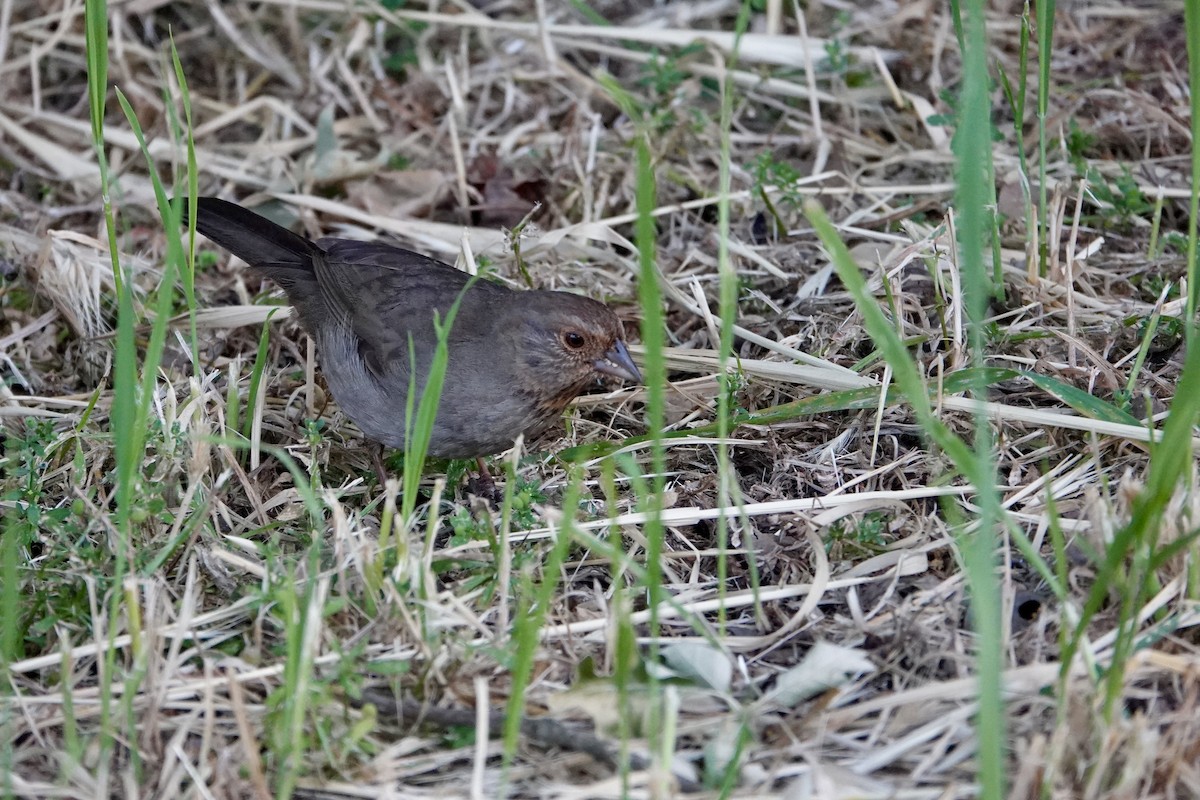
[181,197,320,279]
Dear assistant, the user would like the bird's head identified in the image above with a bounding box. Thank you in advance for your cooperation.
[515,291,641,408]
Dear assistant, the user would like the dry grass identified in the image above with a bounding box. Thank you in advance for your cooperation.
[3,0,1200,798]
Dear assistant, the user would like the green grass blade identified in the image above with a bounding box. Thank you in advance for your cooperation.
[1185,0,1200,337]
[714,0,754,638]
[1064,334,1200,715]
[952,0,1005,792]
[1036,0,1056,276]
[165,37,200,368]
[804,196,1004,797]
[84,0,128,775]
[399,277,477,525]
[500,470,583,790]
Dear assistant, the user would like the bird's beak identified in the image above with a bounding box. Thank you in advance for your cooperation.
[593,340,642,383]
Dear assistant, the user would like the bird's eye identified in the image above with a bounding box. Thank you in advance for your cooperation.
[563,331,586,350]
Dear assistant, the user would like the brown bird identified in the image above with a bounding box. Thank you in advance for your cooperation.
[184,197,641,458]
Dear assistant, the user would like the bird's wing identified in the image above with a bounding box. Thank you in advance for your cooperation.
[314,239,508,382]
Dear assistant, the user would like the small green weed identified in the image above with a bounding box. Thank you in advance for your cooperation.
[820,12,856,76]
[448,472,546,546]
[373,3,424,78]
[1,420,98,657]
[749,150,804,211]
[826,512,890,557]
[818,12,872,87]
[1064,119,1096,172]
[1083,168,1152,228]
[1066,121,1155,230]
[632,45,712,138]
